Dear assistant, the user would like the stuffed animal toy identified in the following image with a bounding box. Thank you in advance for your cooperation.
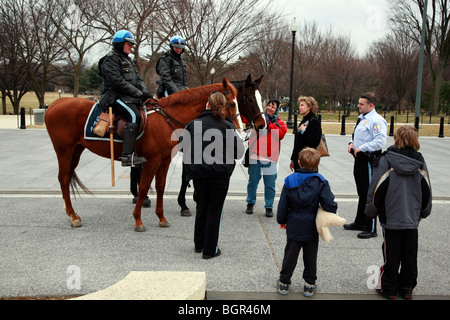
[316,207,346,243]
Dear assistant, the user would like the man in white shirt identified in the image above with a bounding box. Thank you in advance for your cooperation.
[345,93,387,239]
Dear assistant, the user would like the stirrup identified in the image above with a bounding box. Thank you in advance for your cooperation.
[121,153,147,167]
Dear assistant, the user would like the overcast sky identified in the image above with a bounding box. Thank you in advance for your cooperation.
[279,0,390,56]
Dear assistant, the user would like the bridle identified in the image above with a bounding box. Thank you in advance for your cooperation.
[141,88,240,132]
[222,89,240,122]
[238,90,264,131]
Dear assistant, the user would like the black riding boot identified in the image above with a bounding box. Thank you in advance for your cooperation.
[121,123,147,167]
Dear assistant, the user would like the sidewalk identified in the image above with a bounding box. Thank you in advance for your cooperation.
[0,122,449,300]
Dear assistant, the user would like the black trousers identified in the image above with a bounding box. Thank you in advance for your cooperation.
[379,228,419,296]
[279,237,319,285]
[353,153,377,233]
[130,166,142,198]
[112,101,141,126]
[193,177,230,257]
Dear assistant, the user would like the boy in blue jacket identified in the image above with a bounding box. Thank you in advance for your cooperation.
[277,148,338,297]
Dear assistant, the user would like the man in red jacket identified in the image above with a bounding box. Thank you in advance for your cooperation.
[245,100,287,217]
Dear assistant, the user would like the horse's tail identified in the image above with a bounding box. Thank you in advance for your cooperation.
[70,171,92,197]
[69,145,92,197]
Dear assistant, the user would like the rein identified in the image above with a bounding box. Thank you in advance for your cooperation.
[143,100,187,132]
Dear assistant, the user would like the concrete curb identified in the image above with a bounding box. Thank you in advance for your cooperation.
[71,271,206,300]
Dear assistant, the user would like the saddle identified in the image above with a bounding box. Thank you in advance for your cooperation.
[93,108,147,138]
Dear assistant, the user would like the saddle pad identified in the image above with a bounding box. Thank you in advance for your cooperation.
[84,103,123,142]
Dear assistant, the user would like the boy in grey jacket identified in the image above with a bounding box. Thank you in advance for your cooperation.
[365,125,432,299]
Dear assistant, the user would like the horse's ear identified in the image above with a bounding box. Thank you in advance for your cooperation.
[222,77,230,89]
[245,74,253,88]
[255,75,264,86]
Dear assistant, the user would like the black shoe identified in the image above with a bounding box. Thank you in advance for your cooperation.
[132,196,151,208]
[357,231,377,239]
[265,208,273,217]
[121,153,147,167]
[245,203,254,215]
[202,248,221,260]
[344,223,365,231]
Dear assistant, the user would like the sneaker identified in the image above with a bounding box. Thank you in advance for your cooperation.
[245,203,254,215]
[399,287,413,300]
[265,208,273,217]
[303,282,317,297]
[276,280,290,295]
[376,289,396,300]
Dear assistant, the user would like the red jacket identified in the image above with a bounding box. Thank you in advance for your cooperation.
[243,115,287,163]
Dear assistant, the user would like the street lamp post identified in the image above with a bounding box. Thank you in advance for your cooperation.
[210,67,216,84]
[287,18,298,129]
[414,0,428,130]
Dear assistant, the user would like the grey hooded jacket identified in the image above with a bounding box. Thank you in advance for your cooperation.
[365,147,432,230]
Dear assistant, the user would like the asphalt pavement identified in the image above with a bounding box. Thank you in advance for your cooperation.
[0,116,449,300]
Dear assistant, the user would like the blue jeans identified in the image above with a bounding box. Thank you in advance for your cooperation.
[246,160,277,209]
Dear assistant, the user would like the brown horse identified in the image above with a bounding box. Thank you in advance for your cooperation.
[45,78,239,232]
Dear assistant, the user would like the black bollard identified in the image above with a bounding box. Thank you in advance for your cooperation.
[414,117,420,131]
[438,117,444,138]
[389,116,395,137]
[340,115,346,136]
[20,107,26,129]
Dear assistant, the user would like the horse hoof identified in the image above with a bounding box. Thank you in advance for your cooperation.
[70,220,82,228]
[135,225,147,232]
[180,209,192,217]
[159,221,171,228]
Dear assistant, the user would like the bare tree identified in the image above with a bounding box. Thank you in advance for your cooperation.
[368,30,419,113]
[49,0,110,97]
[164,0,280,85]
[0,2,31,114]
[12,0,67,107]
[91,0,168,83]
[319,35,360,114]
[391,0,450,114]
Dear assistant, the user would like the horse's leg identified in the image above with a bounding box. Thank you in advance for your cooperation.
[57,144,85,228]
[132,161,158,232]
[154,157,172,228]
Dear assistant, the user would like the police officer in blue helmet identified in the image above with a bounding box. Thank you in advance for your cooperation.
[156,36,188,98]
[98,30,151,167]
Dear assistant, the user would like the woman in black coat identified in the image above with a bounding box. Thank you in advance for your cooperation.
[181,92,245,259]
[290,96,322,171]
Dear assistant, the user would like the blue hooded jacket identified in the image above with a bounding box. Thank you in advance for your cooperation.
[277,169,338,241]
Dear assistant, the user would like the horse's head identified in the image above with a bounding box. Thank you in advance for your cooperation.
[220,77,241,130]
[232,75,266,131]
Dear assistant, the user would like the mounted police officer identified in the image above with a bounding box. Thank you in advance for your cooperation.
[156,36,188,98]
[98,30,151,167]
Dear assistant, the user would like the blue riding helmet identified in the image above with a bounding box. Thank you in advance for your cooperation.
[113,30,137,45]
[170,36,185,49]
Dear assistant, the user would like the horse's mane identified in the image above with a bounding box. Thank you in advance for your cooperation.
[158,82,237,108]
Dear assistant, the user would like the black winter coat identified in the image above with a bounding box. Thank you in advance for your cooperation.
[181,110,245,180]
[98,49,148,106]
[156,50,188,97]
[291,112,322,170]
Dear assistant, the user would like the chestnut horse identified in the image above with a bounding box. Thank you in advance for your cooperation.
[177,74,266,214]
[45,78,239,232]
